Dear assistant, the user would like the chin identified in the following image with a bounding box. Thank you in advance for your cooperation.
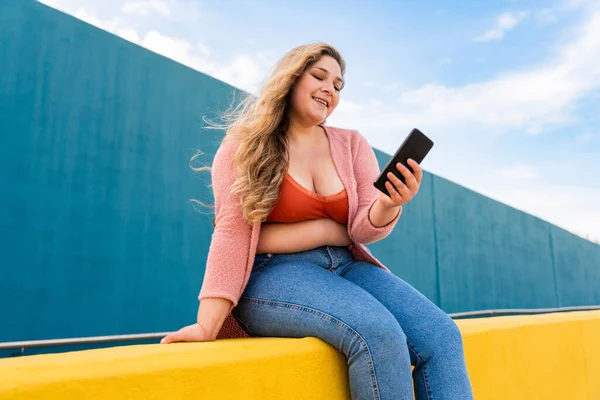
[307,112,329,125]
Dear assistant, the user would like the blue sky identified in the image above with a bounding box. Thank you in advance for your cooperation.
[41,0,600,243]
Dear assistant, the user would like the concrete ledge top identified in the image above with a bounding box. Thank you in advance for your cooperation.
[1,310,599,399]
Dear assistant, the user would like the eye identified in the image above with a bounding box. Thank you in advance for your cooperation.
[312,73,342,92]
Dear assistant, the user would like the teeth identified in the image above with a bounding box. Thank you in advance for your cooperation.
[313,97,327,107]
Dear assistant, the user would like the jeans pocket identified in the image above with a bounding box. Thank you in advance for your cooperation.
[253,253,274,272]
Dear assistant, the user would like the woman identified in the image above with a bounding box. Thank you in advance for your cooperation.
[161,43,473,399]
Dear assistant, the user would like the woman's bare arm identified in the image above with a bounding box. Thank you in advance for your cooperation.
[256,218,352,254]
[161,297,234,343]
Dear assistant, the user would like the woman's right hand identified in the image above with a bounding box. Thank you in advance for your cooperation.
[160,323,213,344]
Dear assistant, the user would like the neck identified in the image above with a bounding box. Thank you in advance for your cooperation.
[286,119,323,146]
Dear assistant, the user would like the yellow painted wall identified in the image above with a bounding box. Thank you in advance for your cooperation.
[1,310,599,399]
[460,310,600,399]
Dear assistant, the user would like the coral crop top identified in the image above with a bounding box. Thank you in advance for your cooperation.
[265,171,349,224]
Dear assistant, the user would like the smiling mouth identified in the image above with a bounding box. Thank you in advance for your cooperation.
[312,97,328,107]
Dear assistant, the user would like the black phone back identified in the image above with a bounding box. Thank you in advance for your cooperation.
[373,128,434,197]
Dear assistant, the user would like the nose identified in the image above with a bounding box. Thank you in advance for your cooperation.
[321,84,333,95]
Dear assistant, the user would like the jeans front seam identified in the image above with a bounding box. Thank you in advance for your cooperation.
[320,246,335,271]
[240,296,382,400]
[253,254,274,272]
[337,260,360,277]
[331,247,339,269]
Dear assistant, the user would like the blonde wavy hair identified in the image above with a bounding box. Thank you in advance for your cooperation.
[192,42,346,227]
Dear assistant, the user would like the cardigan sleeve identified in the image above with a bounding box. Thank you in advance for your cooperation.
[198,135,252,307]
[349,131,402,245]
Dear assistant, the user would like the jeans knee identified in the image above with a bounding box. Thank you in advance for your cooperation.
[361,313,408,349]
[438,315,464,351]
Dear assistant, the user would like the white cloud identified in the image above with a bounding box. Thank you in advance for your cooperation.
[41,1,271,94]
[142,30,197,64]
[336,99,366,113]
[73,8,118,30]
[134,30,275,93]
[328,8,600,243]
[117,27,141,44]
[62,7,142,46]
[38,0,203,25]
[38,0,63,8]
[438,57,452,65]
[474,11,528,42]
[575,132,597,145]
[196,42,211,57]
[498,164,540,180]
[383,82,404,92]
[121,1,170,17]
[562,0,593,10]
[369,98,385,108]
[331,9,600,137]
[211,53,275,94]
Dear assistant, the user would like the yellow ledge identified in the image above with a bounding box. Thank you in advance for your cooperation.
[1,310,599,399]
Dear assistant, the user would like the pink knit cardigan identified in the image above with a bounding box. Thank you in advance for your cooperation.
[199,125,402,340]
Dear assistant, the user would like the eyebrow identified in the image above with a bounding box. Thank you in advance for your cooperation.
[313,67,344,86]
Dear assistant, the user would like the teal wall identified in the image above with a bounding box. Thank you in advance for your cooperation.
[1,1,599,350]
[1,1,227,347]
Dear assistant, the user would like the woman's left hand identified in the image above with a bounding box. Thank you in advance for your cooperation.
[378,159,423,208]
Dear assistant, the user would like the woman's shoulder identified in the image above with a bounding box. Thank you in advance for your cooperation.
[216,129,242,154]
[324,125,365,142]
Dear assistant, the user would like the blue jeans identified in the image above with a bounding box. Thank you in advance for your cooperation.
[232,245,474,400]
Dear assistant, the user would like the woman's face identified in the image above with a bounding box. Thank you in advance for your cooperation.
[288,55,343,127]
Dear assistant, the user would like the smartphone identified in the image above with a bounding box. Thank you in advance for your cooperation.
[373,128,434,197]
